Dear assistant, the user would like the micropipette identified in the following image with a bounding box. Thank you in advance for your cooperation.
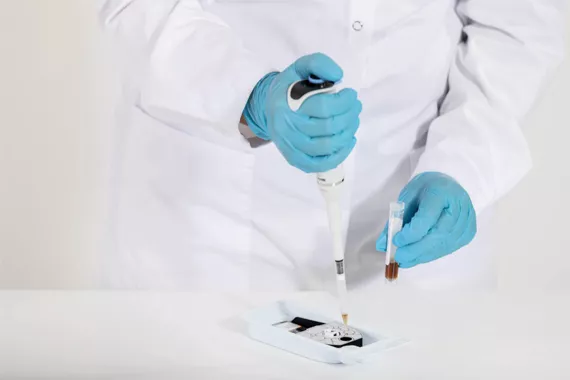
[287,74,349,324]
[385,202,405,283]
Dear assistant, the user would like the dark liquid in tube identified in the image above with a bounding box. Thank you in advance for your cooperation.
[385,262,399,281]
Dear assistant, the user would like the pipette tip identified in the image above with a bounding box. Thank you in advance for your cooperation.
[342,313,348,325]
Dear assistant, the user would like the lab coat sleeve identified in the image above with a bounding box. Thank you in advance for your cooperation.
[412,0,566,213]
[98,0,273,139]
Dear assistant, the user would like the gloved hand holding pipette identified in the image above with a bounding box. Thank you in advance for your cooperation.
[377,172,477,268]
[244,52,361,324]
[242,53,362,173]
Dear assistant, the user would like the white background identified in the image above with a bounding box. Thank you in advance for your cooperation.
[0,1,568,290]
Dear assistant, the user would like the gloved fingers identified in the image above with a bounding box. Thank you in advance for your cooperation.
[453,203,477,247]
[396,211,456,267]
[271,117,346,171]
[296,101,362,137]
[413,208,476,266]
[298,89,359,118]
[287,136,337,157]
[276,135,356,174]
[396,259,418,269]
[287,121,354,157]
[394,242,424,268]
[375,223,389,252]
[304,138,357,173]
[288,112,359,157]
[411,242,453,266]
[393,190,447,247]
[462,209,477,245]
[293,53,344,83]
[273,134,319,173]
[301,132,357,157]
[273,140,303,170]
[395,233,446,268]
[430,207,458,234]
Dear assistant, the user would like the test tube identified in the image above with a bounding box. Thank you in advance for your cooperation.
[385,201,405,283]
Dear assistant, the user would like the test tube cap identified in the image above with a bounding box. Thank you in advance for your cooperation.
[389,201,405,212]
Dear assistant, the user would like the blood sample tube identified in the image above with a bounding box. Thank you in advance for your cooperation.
[385,202,405,283]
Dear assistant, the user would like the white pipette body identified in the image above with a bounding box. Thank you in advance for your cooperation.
[316,167,348,322]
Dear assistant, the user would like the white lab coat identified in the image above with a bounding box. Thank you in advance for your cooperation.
[98,0,565,291]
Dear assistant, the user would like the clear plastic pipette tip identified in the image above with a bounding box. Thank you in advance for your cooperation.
[337,275,349,324]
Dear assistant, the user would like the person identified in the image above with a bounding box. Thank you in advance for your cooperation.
[97,0,565,291]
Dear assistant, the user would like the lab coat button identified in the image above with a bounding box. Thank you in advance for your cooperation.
[352,21,363,31]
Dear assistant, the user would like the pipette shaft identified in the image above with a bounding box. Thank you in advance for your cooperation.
[326,199,348,324]
[317,167,349,324]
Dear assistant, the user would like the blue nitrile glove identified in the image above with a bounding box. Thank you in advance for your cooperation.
[243,53,362,173]
[376,172,477,268]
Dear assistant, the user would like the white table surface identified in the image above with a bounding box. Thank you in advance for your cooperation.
[0,288,568,379]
